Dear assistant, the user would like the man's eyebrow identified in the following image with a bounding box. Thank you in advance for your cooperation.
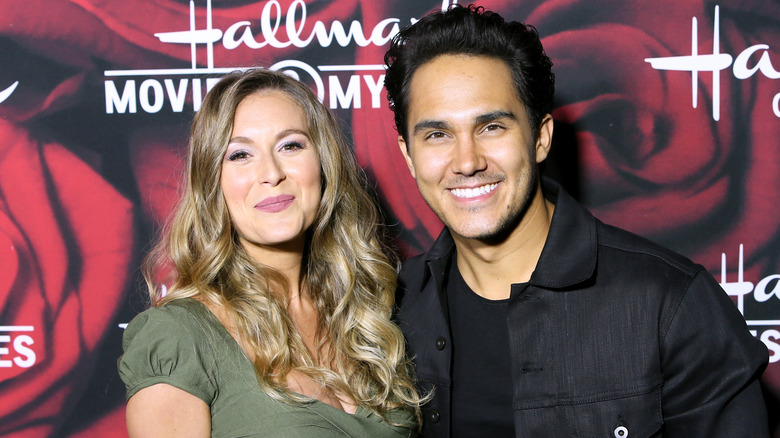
[412,120,451,135]
[412,111,518,135]
[475,110,517,125]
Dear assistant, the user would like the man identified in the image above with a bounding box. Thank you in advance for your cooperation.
[384,5,769,437]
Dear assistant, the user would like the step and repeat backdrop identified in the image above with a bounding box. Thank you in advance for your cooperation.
[1,0,778,436]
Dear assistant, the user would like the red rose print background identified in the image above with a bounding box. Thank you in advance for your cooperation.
[1,0,778,435]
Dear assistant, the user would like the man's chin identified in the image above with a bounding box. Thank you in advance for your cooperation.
[447,221,513,244]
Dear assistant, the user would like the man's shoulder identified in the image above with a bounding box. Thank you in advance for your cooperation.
[594,219,703,278]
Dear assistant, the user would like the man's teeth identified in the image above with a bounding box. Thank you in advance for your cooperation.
[451,183,498,198]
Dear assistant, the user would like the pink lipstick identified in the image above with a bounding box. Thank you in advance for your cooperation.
[255,194,295,213]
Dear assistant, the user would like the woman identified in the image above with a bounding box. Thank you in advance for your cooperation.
[118,68,423,437]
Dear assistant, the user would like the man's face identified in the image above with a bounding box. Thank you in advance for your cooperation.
[398,54,553,241]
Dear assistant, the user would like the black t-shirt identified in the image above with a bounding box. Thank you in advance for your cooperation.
[447,263,522,437]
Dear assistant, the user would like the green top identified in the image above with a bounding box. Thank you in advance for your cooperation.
[118,298,417,438]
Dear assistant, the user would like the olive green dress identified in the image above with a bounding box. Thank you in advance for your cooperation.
[118,298,417,437]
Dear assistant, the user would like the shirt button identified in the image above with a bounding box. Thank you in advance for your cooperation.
[428,410,440,423]
[435,337,446,350]
[614,426,628,437]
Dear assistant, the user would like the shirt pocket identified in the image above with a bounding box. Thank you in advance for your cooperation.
[515,384,663,438]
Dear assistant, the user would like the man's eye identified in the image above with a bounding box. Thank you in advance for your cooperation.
[426,131,446,140]
[484,123,503,132]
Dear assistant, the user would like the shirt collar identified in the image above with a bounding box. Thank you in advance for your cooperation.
[529,179,598,289]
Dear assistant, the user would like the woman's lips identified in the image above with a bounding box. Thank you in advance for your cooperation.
[255,194,295,213]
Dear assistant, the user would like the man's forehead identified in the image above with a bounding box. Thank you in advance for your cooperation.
[405,55,523,122]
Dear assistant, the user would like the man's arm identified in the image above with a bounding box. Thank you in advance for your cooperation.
[660,270,769,436]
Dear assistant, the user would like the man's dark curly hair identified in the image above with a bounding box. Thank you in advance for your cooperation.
[384,4,555,143]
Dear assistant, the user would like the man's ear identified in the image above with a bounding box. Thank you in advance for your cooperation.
[398,136,416,179]
[534,114,554,164]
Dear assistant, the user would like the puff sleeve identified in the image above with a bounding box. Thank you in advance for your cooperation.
[118,304,219,405]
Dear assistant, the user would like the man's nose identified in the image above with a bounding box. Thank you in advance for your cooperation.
[451,137,487,176]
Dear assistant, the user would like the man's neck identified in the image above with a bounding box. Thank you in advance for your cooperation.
[452,186,554,300]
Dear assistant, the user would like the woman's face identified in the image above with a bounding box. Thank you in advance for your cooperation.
[220,90,322,262]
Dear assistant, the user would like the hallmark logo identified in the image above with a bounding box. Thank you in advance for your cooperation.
[719,245,780,363]
[0,326,36,369]
[645,5,780,121]
[103,0,458,115]
[155,0,400,56]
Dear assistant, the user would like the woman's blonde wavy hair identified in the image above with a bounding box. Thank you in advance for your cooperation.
[144,68,423,419]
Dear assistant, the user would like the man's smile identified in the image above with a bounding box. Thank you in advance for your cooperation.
[449,182,499,199]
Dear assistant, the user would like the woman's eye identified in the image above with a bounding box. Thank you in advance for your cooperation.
[227,150,249,161]
[280,141,305,152]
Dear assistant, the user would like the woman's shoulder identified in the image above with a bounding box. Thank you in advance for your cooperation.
[122,297,231,361]
[125,298,214,333]
[119,298,224,402]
